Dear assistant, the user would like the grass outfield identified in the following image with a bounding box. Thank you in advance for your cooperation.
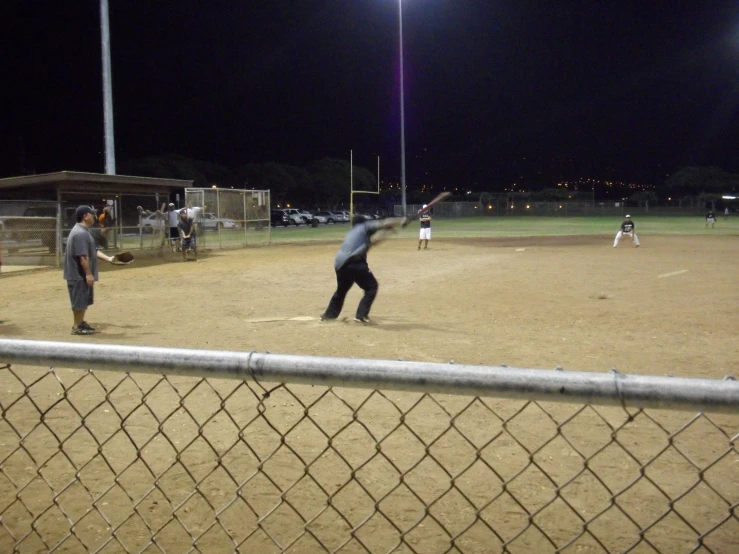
[123,216,737,251]
[254,215,739,244]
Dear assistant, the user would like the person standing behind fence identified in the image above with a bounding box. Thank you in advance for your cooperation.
[613,215,640,248]
[724,207,729,220]
[64,205,118,335]
[165,203,180,248]
[706,210,716,229]
[418,205,431,250]
[178,210,197,262]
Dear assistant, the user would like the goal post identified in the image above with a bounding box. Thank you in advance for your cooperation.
[349,150,380,224]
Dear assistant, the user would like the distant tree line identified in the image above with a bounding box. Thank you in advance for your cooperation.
[119,155,377,209]
[120,155,739,210]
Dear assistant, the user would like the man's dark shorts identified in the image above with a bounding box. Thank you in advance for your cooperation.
[170,227,179,239]
[67,280,93,311]
[182,237,197,251]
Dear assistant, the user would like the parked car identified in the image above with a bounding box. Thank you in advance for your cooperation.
[313,211,343,224]
[270,210,290,227]
[201,213,241,230]
[332,211,350,223]
[138,213,166,233]
[311,212,330,224]
[281,208,311,225]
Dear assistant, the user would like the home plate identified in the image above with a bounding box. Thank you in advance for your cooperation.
[657,270,688,279]
[246,316,318,323]
[515,248,526,252]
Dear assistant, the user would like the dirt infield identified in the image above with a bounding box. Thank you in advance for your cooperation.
[2,234,737,375]
[1,234,738,553]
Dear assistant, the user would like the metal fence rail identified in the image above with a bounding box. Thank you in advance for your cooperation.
[0,339,737,553]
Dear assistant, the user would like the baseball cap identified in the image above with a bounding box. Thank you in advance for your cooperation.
[625,214,631,218]
[75,205,97,221]
[168,203,175,208]
[423,204,428,208]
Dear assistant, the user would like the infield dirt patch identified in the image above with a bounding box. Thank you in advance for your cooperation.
[0,235,737,553]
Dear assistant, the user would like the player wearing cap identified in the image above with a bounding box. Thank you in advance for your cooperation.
[64,205,117,335]
[321,215,409,324]
[177,209,198,262]
[613,215,640,248]
[705,210,716,229]
[418,205,431,250]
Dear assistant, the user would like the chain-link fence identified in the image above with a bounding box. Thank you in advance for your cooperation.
[0,339,737,554]
[0,196,181,267]
[395,201,721,219]
[185,188,271,250]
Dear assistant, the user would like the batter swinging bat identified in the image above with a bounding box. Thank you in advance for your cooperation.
[417,191,451,215]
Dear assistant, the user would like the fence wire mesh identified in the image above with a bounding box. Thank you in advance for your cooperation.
[0,358,737,554]
[185,188,270,250]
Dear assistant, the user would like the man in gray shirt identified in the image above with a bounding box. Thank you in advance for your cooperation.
[64,205,116,335]
[321,215,408,323]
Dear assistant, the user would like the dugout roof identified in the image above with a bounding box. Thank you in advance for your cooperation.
[0,171,192,199]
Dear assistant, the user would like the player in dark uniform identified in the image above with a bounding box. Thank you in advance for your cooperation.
[418,204,432,250]
[613,215,640,248]
[705,211,716,229]
[321,215,409,323]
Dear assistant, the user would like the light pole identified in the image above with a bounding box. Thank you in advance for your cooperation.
[398,0,407,215]
[100,0,116,174]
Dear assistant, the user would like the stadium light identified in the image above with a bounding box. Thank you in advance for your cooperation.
[398,0,407,215]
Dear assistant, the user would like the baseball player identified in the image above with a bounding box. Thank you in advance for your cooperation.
[177,210,198,262]
[321,215,409,324]
[64,205,122,335]
[706,210,716,229]
[418,205,431,250]
[613,215,640,248]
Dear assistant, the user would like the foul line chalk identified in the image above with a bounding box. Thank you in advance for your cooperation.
[246,316,317,323]
[657,269,688,279]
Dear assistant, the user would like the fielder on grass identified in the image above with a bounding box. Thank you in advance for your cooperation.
[613,215,640,248]
[706,211,716,229]
[418,205,431,250]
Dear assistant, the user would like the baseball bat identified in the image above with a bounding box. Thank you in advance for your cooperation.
[417,191,451,215]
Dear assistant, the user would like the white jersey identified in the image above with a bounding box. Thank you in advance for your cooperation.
[181,207,203,222]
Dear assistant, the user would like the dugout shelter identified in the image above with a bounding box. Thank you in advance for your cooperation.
[0,171,192,267]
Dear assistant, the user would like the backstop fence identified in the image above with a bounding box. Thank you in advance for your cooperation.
[184,188,271,250]
[0,339,737,554]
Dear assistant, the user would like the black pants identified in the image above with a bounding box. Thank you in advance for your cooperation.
[322,259,378,320]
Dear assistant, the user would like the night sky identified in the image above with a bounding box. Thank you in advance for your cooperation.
[2,1,739,190]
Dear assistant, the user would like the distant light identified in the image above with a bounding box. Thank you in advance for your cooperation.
[723,195,737,200]
[211,185,217,189]
[559,205,562,209]
[488,205,492,209]
[526,205,530,209]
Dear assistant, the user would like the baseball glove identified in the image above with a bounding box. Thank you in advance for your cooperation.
[110,251,135,265]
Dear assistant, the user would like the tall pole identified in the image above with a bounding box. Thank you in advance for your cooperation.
[398,0,407,215]
[349,150,354,225]
[100,0,116,174]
